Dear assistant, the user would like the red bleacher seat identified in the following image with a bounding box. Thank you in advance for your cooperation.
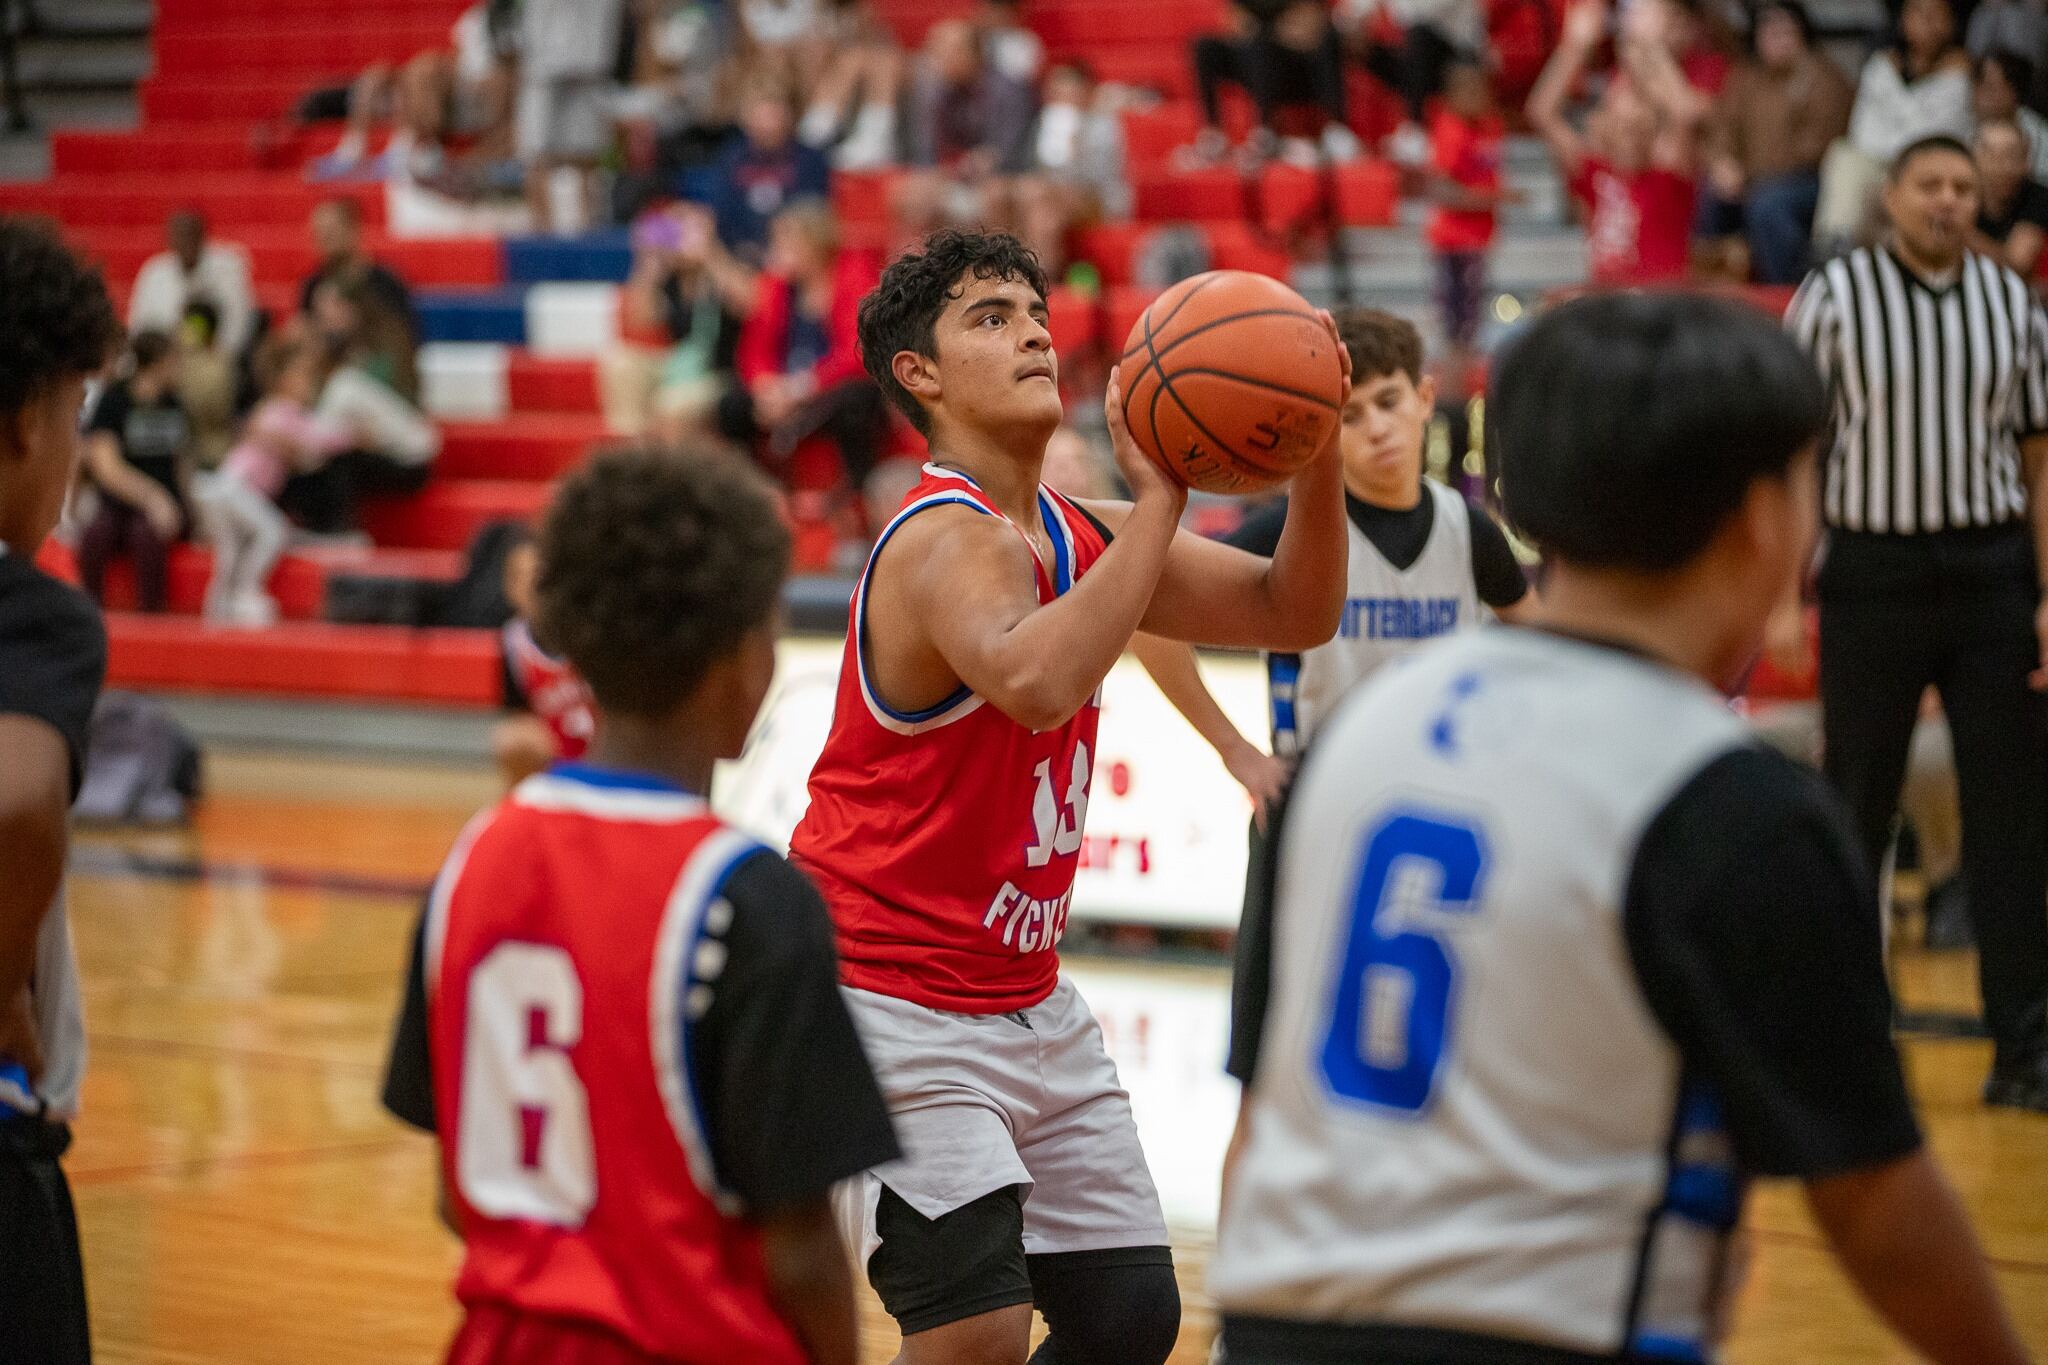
[437,415,614,482]
[359,481,552,552]
[152,25,454,80]
[88,544,465,621]
[0,177,381,230]
[832,170,905,233]
[1122,104,1203,177]
[105,614,500,706]
[1335,161,1400,226]
[1133,167,1242,222]
[1045,285,1099,358]
[1105,286,1161,355]
[507,355,601,415]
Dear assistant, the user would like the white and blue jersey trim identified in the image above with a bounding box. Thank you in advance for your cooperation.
[1620,1075,1741,1364]
[854,463,1080,736]
[649,825,763,1215]
[511,763,709,823]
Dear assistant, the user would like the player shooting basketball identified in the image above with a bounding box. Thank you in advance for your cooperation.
[787,230,1350,1365]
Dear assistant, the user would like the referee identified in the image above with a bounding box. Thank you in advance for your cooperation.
[1787,133,2048,1113]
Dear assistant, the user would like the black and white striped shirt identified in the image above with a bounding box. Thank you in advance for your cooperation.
[1787,247,2048,534]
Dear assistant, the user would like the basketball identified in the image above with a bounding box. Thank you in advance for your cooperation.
[1118,271,1345,495]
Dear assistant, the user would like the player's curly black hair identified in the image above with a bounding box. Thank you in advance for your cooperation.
[535,444,791,718]
[857,229,1050,437]
[0,217,119,416]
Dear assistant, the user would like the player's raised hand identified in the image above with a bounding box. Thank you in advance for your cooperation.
[1105,365,1189,517]
[1317,308,1353,405]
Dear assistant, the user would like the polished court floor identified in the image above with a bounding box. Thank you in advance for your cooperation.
[64,750,2048,1364]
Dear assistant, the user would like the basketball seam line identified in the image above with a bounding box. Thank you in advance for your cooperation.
[1124,306,1325,370]
[1145,304,1262,478]
[1158,368,1343,411]
[1119,272,1225,364]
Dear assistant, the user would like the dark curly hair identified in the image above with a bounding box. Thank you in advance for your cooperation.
[535,445,792,718]
[858,229,1049,437]
[0,217,119,415]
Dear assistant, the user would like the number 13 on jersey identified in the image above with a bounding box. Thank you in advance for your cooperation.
[1318,810,1490,1114]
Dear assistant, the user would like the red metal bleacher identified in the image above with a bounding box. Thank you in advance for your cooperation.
[105,614,501,707]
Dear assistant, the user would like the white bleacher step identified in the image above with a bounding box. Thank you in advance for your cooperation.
[419,342,510,421]
[524,282,620,357]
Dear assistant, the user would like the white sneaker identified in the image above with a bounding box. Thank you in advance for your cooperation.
[230,592,279,628]
[1387,121,1429,167]
[1279,136,1320,168]
[1172,126,1231,170]
[1321,123,1364,163]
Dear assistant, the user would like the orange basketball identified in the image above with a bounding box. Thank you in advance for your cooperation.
[1118,270,1344,495]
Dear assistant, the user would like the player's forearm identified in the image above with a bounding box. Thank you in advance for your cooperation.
[0,727,71,1003]
[759,1203,861,1365]
[991,496,1181,728]
[1257,445,1347,649]
[1529,38,1590,152]
[1130,632,1257,762]
[1806,1151,2030,1365]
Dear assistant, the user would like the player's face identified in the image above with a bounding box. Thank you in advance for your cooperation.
[924,274,1062,440]
[1884,149,1979,265]
[1339,370,1434,500]
[0,374,90,552]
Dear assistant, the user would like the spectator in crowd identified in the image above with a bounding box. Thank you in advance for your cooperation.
[600,204,749,443]
[281,280,441,536]
[706,75,831,264]
[1186,2,1361,166]
[737,0,830,87]
[493,528,596,786]
[1974,52,2048,182]
[127,210,256,359]
[613,0,740,184]
[192,340,347,626]
[1016,59,1131,275]
[717,200,887,499]
[313,3,512,181]
[1425,61,1508,359]
[894,19,1039,234]
[1966,0,2048,65]
[78,332,190,612]
[298,200,419,402]
[165,300,239,473]
[1341,0,1489,163]
[1697,0,1853,283]
[976,0,1045,83]
[797,30,905,170]
[1970,116,2048,271]
[1530,0,1705,287]
[517,0,629,232]
[1812,0,1972,250]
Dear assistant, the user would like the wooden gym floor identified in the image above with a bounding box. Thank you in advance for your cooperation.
[63,750,2048,1364]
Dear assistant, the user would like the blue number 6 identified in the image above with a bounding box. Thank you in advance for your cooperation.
[1318,810,1488,1114]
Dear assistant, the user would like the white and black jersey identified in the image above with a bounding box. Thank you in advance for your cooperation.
[1226,483,1528,757]
[1216,628,1920,1363]
[1786,247,2048,534]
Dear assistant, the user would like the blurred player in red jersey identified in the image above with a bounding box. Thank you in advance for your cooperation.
[786,230,1350,1365]
[383,447,899,1365]
[493,531,597,785]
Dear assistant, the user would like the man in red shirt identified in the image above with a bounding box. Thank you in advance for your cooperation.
[1530,0,1706,286]
[1426,61,1510,356]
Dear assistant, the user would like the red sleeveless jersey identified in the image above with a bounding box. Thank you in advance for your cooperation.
[788,464,1111,1014]
[504,619,596,760]
[426,767,805,1365]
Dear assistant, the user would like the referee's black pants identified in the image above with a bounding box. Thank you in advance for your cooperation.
[0,1118,92,1363]
[1818,528,2048,1063]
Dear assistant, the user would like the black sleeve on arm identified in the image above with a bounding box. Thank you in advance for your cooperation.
[380,901,437,1133]
[1624,748,1921,1178]
[0,566,108,798]
[1071,500,1115,547]
[693,851,900,1215]
[1466,504,1529,610]
[1222,496,1289,557]
[1227,775,1295,1084]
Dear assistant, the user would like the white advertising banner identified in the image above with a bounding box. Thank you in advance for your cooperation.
[713,636,1273,931]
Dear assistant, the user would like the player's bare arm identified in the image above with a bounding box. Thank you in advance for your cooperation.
[758,1197,862,1365]
[1083,315,1351,651]
[1129,633,1288,826]
[0,715,72,1081]
[866,439,1186,734]
[1805,1151,2032,1365]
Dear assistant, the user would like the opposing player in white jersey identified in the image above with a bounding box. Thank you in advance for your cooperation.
[1214,294,2031,1364]
[1133,309,1531,825]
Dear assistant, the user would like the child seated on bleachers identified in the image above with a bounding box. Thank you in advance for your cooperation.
[192,341,350,626]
